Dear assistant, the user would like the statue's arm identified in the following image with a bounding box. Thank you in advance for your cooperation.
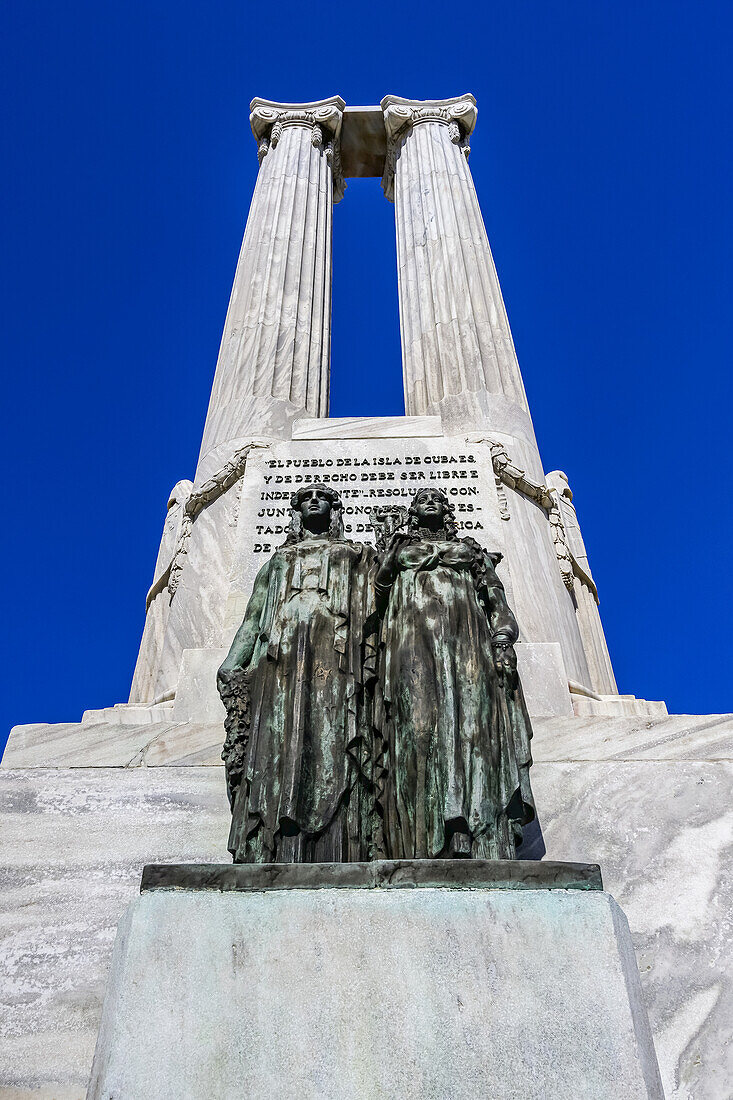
[374,532,409,614]
[218,559,271,679]
[479,551,520,686]
[483,564,519,644]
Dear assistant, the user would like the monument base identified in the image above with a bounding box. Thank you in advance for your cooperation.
[87,861,663,1100]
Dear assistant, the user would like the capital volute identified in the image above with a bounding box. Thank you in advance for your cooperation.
[381,94,477,143]
[380,94,477,200]
[249,96,346,200]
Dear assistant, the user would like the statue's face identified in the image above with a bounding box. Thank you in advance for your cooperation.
[298,489,332,522]
[413,489,446,523]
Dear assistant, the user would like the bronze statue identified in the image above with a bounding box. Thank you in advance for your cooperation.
[217,485,376,863]
[373,486,535,860]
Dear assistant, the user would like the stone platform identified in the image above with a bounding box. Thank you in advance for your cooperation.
[87,861,661,1100]
[2,711,731,1098]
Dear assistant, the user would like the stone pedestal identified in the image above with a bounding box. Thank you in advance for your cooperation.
[86,861,663,1100]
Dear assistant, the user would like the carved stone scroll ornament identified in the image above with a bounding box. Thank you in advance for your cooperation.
[249,98,346,202]
[166,441,270,601]
[467,437,575,592]
[381,94,477,201]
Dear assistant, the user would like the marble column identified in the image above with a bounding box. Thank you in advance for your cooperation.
[151,98,345,703]
[196,96,345,482]
[382,94,540,477]
[381,94,603,691]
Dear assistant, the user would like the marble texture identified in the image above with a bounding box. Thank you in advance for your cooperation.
[572,692,668,719]
[291,415,443,438]
[1,713,731,1097]
[171,648,227,724]
[381,96,535,443]
[152,486,241,702]
[1,718,224,768]
[496,469,593,686]
[196,97,344,481]
[531,713,733,762]
[516,641,573,717]
[7,711,730,771]
[0,768,230,1098]
[87,887,661,1100]
[128,480,192,705]
[546,469,618,695]
[536,761,733,1100]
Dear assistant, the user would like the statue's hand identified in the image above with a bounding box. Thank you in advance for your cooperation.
[387,529,410,552]
[382,529,409,565]
[217,665,236,687]
[492,635,518,689]
[377,530,410,587]
[217,664,250,696]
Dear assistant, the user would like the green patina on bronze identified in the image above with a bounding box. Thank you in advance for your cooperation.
[373,487,534,860]
[218,482,536,863]
[218,485,377,863]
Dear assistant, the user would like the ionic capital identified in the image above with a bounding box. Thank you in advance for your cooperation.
[381,93,477,143]
[380,94,477,199]
[249,96,346,200]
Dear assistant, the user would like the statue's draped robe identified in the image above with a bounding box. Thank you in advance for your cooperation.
[229,538,376,863]
[377,537,535,860]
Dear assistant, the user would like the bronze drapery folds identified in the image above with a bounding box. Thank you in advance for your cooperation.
[373,487,535,860]
[217,485,377,863]
[218,482,535,863]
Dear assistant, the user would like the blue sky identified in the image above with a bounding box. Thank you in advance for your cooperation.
[2,1,732,747]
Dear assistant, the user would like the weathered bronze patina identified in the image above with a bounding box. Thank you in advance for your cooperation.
[219,480,536,864]
[217,485,376,863]
[373,487,535,860]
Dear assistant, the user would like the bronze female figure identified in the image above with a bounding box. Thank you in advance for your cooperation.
[374,486,535,860]
[217,484,376,863]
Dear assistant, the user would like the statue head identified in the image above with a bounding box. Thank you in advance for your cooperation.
[283,483,345,544]
[408,487,458,539]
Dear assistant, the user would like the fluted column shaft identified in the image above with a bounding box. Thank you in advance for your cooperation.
[196,97,344,481]
[382,95,539,468]
[381,95,599,689]
[150,98,344,701]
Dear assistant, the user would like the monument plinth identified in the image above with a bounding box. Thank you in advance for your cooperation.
[87,863,663,1100]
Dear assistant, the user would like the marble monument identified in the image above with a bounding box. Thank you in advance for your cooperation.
[1,95,730,1100]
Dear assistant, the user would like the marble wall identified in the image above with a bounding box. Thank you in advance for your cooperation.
[1,711,730,1098]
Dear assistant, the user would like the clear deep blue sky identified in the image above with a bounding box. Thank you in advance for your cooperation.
[2,2,732,748]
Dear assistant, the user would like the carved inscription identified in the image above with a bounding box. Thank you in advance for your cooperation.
[224,438,508,635]
[251,451,485,554]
